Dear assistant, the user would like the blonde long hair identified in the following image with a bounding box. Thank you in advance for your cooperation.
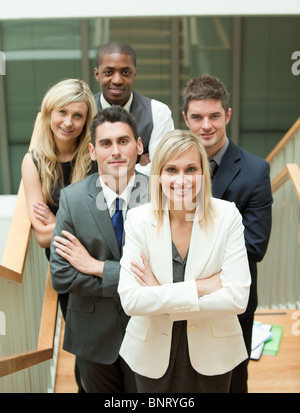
[32,79,97,206]
[149,129,215,229]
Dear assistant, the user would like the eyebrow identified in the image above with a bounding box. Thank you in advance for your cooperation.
[97,135,132,142]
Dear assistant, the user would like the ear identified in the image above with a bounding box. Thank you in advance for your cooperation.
[225,108,232,125]
[94,67,100,82]
[182,111,189,128]
[89,142,96,161]
[136,137,144,155]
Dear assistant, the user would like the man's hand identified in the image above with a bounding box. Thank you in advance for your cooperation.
[53,230,104,277]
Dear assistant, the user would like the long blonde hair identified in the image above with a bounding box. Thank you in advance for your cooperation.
[149,129,215,229]
[32,79,97,206]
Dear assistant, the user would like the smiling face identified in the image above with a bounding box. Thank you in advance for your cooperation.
[50,101,88,147]
[183,99,231,159]
[89,121,143,193]
[160,146,203,212]
[94,53,137,107]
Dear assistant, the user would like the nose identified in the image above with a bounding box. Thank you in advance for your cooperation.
[111,71,122,84]
[174,171,186,186]
[202,117,212,130]
[64,115,73,127]
[111,142,121,156]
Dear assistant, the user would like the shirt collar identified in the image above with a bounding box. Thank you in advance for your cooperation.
[210,137,229,165]
[99,173,136,211]
[100,93,133,113]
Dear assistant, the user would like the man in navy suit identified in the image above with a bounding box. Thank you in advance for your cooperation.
[182,74,273,393]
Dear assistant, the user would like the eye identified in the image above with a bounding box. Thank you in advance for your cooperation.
[100,140,111,147]
[166,167,176,173]
[119,138,129,145]
[186,166,197,173]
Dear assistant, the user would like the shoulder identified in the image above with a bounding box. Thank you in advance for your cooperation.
[133,91,171,113]
[212,198,241,221]
[62,173,98,198]
[127,202,152,220]
[229,140,269,170]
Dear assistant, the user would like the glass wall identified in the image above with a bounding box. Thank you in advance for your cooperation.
[0,16,299,194]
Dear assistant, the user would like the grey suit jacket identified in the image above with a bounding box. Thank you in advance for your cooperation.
[50,172,149,364]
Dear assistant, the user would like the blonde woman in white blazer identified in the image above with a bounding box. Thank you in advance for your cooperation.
[118,130,251,393]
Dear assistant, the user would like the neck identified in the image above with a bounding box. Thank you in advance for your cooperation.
[55,140,76,163]
[169,205,195,225]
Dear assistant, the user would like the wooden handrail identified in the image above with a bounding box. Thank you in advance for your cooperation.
[0,267,58,377]
[271,163,300,201]
[0,113,41,283]
[266,117,300,163]
[0,112,59,379]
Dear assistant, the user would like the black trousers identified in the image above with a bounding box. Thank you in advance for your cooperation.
[229,313,254,393]
[76,355,137,393]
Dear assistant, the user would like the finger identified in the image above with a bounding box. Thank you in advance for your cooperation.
[61,230,79,244]
[140,254,151,270]
[130,265,146,279]
[130,260,145,273]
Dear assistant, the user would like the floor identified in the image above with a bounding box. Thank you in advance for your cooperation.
[54,309,300,393]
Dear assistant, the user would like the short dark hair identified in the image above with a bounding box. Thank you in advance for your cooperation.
[90,106,139,145]
[182,74,230,114]
[96,41,137,68]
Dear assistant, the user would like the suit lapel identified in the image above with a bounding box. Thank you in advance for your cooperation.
[185,212,223,281]
[146,209,173,285]
[213,139,241,199]
[87,174,121,260]
[87,172,149,261]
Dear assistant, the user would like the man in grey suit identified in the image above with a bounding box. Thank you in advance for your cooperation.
[50,106,149,392]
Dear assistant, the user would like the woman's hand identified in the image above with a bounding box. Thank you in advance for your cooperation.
[131,254,160,287]
[33,201,56,225]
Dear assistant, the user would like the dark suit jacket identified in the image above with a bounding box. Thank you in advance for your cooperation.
[212,139,273,318]
[50,172,149,364]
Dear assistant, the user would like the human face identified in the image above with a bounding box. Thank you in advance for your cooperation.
[94,53,137,106]
[183,99,231,158]
[50,101,88,147]
[160,147,203,213]
[89,121,143,193]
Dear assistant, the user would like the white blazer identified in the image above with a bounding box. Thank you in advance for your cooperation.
[118,198,251,379]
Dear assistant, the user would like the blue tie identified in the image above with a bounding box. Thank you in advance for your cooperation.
[111,198,123,252]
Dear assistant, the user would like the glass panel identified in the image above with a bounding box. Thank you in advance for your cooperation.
[2,19,81,193]
[240,17,300,158]
[88,17,173,105]
[180,17,233,129]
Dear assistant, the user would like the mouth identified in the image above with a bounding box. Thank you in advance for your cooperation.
[109,88,124,96]
[172,187,192,195]
[200,131,215,139]
[109,160,126,166]
[59,127,74,135]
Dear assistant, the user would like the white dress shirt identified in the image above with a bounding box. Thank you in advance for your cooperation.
[99,173,136,219]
